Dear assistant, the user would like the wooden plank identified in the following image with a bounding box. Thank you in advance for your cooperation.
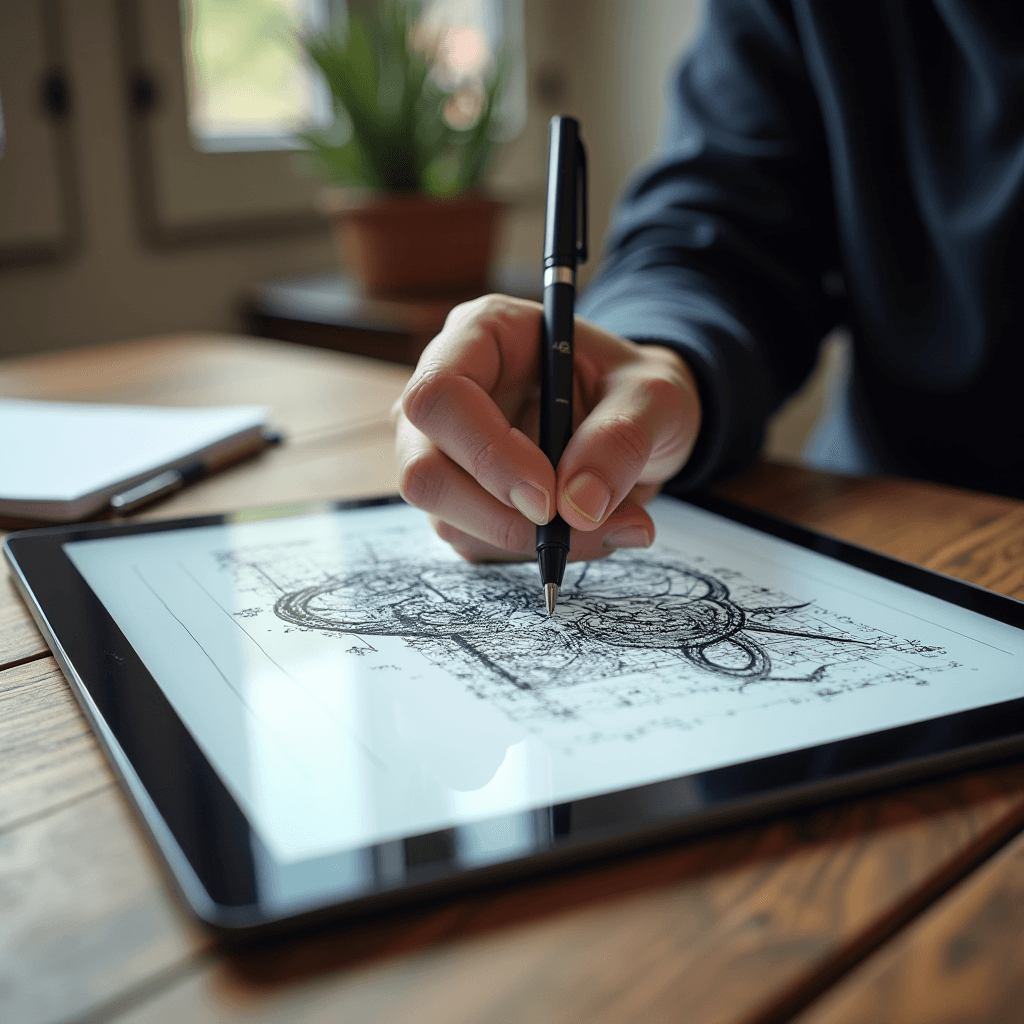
[923,506,1024,599]
[110,766,1024,1024]
[0,551,49,670]
[0,657,113,831]
[793,814,1024,1024]
[5,647,1024,1024]
[0,333,411,442]
[0,789,206,1024]
[0,334,410,670]
[6,335,1024,1023]
[714,463,1019,568]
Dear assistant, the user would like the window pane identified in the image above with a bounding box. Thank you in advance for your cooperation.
[181,0,523,154]
[182,0,331,152]
[424,0,525,136]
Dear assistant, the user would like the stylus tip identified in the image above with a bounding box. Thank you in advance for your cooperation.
[545,583,559,616]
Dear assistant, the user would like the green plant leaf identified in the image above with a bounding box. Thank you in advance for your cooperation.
[298,131,382,190]
[300,0,509,194]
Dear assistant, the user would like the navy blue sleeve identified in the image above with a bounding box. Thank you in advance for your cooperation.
[577,0,842,488]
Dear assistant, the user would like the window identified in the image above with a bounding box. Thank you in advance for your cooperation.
[182,0,331,152]
[180,0,524,154]
[124,0,524,242]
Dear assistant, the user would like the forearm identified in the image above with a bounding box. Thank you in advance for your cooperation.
[578,0,843,488]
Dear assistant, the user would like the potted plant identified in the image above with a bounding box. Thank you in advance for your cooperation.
[300,0,508,297]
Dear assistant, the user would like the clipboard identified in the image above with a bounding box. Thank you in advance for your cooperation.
[7,492,1024,937]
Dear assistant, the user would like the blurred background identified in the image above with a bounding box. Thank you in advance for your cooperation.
[0,0,835,461]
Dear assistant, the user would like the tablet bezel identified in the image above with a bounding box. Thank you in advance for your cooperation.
[7,492,1024,938]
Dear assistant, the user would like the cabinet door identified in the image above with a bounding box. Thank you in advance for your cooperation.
[0,0,77,266]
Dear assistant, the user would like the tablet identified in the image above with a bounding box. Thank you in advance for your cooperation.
[7,493,1024,937]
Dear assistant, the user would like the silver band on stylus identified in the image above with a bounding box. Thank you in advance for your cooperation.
[544,266,575,287]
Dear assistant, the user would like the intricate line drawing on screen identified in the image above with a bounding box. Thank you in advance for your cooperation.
[271,557,877,689]
[240,548,950,714]
[175,505,970,746]
[197,505,962,742]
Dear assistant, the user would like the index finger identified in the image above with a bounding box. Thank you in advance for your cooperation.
[401,295,556,525]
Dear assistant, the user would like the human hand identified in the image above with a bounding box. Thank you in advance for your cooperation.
[394,294,701,561]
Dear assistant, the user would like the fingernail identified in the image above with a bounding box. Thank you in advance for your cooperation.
[509,482,551,525]
[565,472,612,523]
[603,526,652,549]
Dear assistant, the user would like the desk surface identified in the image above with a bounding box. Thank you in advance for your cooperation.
[245,269,542,366]
[3,335,1024,1024]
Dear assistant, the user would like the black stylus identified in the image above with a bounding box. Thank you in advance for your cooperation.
[537,115,587,615]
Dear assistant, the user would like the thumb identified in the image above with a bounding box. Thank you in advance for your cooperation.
[556,368,699,531]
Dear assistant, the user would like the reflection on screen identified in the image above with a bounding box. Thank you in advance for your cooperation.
[65,499,1024,863]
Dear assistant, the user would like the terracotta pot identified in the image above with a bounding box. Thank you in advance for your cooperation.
[320,189,506,298]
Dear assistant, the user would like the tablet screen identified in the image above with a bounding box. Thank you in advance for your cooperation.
[63,497,1024,866]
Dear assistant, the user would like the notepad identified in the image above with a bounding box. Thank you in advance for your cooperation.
[0,399,270,522]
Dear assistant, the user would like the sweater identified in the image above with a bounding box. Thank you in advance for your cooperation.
[578,0,1024,496]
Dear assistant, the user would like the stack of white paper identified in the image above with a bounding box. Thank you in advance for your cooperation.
[0,399,269,521]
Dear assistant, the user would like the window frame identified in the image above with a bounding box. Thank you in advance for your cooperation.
[117,0,526,249]
[117,0,326,248]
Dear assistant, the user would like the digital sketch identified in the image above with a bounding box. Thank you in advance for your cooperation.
[197,512,962,744]
[227,539,951,715]
[272,556,877,690]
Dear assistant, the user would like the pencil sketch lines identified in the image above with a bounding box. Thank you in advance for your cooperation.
[271,555,890,694]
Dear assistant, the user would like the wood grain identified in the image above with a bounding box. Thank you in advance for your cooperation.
[5,335,1024,1024]
[0,788,206,1024]
[0,333,411,440]
[113,766,1024,1024]
[924,507,1024,598]
[714,462,1019,569]
[0,558,49,671]
[794,811,1024,1024]
[0,657,113,831]
[135,435,400,522]
[0,334,410,671]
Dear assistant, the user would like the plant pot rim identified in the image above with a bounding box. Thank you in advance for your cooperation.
[317,186,502,215]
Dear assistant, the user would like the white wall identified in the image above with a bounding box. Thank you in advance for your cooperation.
[0,1,337,358]
[545,0,704,286]
[0,0,706,359]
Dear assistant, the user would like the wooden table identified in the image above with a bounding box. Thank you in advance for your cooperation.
[244,269,541,367]
[4,335,1024,1024]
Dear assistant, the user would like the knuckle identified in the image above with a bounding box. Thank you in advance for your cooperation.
[444,293,504,332]
[466,293,534,336]
[642,373,682,410]
[433,518,463,546]
[469,436,502,483]
[441,297,479,332]
[402,368,454,428]
[397,448,445,510]
[494,513,532,554]
[475,292,516,321]
[596,414,650,472]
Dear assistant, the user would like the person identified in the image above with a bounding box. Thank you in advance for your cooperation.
[394,0,1024,562]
